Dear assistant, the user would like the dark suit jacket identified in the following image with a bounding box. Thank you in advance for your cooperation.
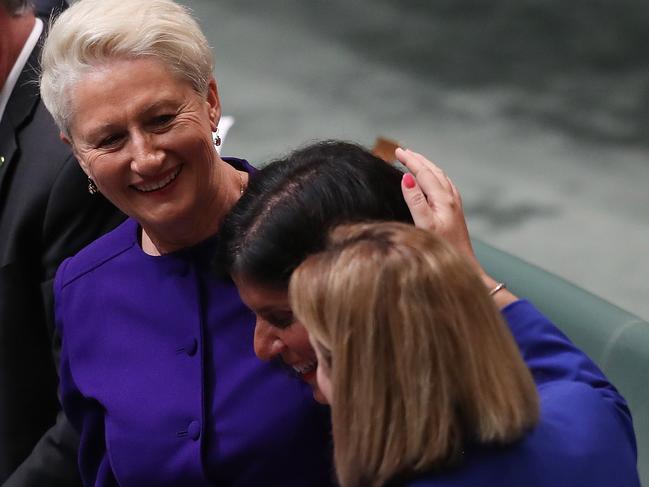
[33,0,68,18]
[0,24,125,486]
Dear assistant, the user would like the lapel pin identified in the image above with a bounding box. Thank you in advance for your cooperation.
[0,156,5,166]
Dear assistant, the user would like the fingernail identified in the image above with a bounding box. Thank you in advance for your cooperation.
[403,173,416,189]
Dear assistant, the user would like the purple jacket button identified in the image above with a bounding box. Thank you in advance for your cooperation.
[187,420,201,441]
[185,338,198,356]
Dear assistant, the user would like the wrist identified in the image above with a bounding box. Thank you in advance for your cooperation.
[480,273,518,309]
[489,282,506,296]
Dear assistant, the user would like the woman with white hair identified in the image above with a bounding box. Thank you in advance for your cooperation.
[41,1,333,486]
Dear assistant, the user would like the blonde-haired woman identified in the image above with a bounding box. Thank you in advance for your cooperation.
[290,222,640,487]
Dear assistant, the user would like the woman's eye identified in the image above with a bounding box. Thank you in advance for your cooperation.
[266,312,295,329]
[152,114,175,126]
[98,134,123,148]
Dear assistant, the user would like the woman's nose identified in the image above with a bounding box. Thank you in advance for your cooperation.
[253,319,286,361]
[130,132,164,174]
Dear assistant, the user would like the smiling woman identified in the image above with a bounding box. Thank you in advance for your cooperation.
[62,57,227,253]
[39,1,334,486]
[234,276,322,399]
[218,141,413,403]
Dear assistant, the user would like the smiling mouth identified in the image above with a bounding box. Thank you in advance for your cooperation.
[292,360,317,379]
[132,166,182,193]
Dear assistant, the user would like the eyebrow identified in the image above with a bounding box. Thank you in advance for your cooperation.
[84,123,123,143]
[140,99,180,117]
[257,307,292,315]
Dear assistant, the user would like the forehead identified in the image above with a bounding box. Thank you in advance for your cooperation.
[68,57,197,137]
[234,276,289,312]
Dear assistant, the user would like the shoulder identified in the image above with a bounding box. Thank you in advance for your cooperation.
[529,381,639,484]
[55,219,137,289]
[537,381,620,428]
[12,102,73,187]
[223,156,257,174]
[411,382,639,486]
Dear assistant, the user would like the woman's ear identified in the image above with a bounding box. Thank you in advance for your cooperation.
[60,131,71,146]
[207,77,221,133]
[60,131,91,177]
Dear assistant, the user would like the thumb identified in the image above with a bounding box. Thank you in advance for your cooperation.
[401,173,433,229]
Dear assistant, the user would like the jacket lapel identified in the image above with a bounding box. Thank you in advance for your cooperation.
[0,32,45,197]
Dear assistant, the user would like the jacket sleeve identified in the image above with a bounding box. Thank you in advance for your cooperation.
[502,299,636,455]
[2,408,82,487]
[3,157,123,487]
[3,258,81,487]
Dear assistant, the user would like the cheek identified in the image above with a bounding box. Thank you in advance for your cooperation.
[169,118,214,153]
[316,364,333,404]
[91,155,130,189]
[167,131,216,183]
[282,325,315,358]
[280,323,315,360]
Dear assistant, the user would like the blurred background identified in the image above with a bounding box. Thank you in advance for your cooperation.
[182,0,649,319]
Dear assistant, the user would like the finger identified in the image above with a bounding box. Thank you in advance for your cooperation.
[397,148,451,197]
[405,173,452,217]
[401,173,435,230]
[447,176,462,205]
[395,148,426,176]
[407,150,452,191]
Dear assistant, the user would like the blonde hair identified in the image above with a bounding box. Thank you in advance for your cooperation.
[40,0,214,135]
[289,222,539,487]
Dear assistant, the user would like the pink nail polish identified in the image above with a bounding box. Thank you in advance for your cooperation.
[403,173,416,189]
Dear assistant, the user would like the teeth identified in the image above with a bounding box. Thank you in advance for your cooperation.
[134,166,181,193]
[293,360,317,375]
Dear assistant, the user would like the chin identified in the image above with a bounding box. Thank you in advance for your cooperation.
[311,386,330,405]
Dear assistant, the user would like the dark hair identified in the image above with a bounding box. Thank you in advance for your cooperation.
[218,140,413,287]
[1,0,32,15]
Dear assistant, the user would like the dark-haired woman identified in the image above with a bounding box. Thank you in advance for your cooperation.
[218,141,639,485]
[218,141,414,400]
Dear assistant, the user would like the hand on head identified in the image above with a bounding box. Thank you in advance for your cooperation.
[397,148,517,307]
[397,148,479,272]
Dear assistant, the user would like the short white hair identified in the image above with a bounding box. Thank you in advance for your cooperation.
[40,0,214,135]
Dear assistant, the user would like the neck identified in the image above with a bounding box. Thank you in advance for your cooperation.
[0,9,35,89]
[141,161,248,256]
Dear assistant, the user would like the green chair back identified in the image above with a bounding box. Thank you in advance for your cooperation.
[474,239,649,485]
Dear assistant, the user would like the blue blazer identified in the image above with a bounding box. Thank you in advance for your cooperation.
[398,301,640,486]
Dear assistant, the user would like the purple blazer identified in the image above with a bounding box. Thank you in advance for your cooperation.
[54,159,334,487]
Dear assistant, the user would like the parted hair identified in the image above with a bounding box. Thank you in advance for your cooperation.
[40,0,213,135]
[289,222,540,487]
[0,0,32,15]
[218,140,413,286]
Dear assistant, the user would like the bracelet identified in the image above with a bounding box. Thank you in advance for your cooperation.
[489,282,506,296]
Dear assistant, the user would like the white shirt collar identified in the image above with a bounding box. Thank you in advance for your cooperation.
[0,17,44,123]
